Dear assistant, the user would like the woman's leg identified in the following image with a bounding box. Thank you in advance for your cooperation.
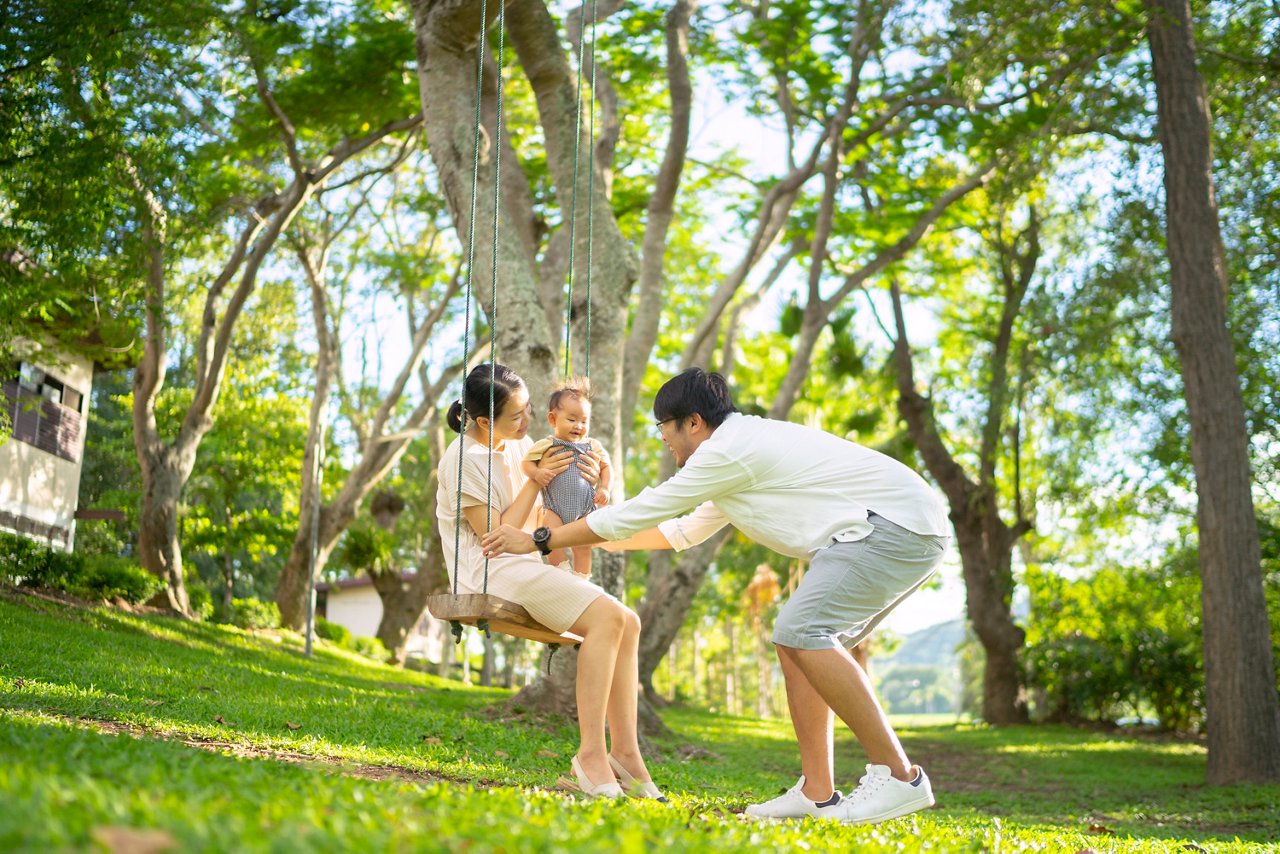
[568,596,628,785]
[602,606,654,782]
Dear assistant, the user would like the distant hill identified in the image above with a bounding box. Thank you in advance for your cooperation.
[875,618,966,671]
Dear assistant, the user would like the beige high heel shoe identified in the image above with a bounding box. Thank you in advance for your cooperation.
[608,754,668,802]
[561,755,624,800]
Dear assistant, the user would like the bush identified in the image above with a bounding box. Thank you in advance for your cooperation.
[69,556,164,604]
[349,635,385,659]
[1,531,85,589]
[1023,560,1205,731]
[230,597,280,630]
[187,582,214,621]
[0,531,44,584]
[314,617,352,646]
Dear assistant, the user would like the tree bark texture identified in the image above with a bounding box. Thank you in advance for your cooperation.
[1146,0,1280,784]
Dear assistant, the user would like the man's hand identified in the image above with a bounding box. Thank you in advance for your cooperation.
[481,524,536,558]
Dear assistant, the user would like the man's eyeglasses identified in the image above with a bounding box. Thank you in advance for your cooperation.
[653,416,677,431]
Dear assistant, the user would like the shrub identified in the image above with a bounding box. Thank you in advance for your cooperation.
[350,635,385,659]
[314,617,352,646]
[1,532,85,590]
[1023,560,1205,731]
[69,556,164,604]
[230,597,280,630]
[187,583,214,621]
[0,531,43,584]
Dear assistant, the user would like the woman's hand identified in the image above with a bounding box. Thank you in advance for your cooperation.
[532,447,575,486]
[576,450,602,486]
[481,524,535,558]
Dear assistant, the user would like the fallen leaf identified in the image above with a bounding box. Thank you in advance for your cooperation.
[90,826,177,854]
[494,750,509,759]
[535,749,558,758]
[14,679,24,688]
[423,736,443,745]
[213,715,235,727]
[285,721,302,731]
[144,699,165,707]
[1087,824,1115,835]
[197,686,214,692]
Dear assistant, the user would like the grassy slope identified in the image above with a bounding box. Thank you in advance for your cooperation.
[0,591,1276,852]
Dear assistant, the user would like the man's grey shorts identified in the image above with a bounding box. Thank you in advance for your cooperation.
[772,513,948,651]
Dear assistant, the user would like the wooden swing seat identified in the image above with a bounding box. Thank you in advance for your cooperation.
[426,593,582,646]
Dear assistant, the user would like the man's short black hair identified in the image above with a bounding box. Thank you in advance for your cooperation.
[654,368,738,429]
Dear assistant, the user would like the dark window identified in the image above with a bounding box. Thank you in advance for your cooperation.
[2,364,85,463]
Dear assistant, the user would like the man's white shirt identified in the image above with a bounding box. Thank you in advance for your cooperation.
[586,413,950,558]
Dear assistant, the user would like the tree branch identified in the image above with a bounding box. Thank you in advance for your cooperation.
[622,0,697,419]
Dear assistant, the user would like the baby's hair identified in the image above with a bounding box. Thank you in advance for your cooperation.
[547,376,592,412]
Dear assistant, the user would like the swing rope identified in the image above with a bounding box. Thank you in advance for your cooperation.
[449,0,503,641]
[483,0,507,608]
[584,0,598,376]
[563,0,599,378]
[446,0,599,647]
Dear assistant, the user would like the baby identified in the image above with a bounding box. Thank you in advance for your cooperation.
[521,378,611,577]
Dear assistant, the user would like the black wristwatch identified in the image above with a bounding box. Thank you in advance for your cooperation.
[532,526,553,556]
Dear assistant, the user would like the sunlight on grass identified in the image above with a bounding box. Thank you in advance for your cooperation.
[2,592,1277,852]
[997,739,1206,757]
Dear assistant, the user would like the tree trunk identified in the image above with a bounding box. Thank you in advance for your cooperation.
[374,546,450,666]
[222,517,234,615]
[137,452,192,615]
[890,257,1032,725]
[636,533,728,705]
[620,0,696,422]
[1146,0,1280,783]
[277,507,343,631]
[951,514,1027,725]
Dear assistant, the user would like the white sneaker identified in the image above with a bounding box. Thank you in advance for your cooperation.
[829,764,934,825]
[744,775,843,819]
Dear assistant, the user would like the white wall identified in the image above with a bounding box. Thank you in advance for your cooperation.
[325,585,385,638]
[0,337,94,550]
[323,583,445,662]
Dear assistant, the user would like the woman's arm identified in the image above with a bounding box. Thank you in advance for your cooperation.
[460,449,574,535]
[461,476,543,535]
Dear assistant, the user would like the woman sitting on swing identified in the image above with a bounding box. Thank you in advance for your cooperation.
[436,362,664,801]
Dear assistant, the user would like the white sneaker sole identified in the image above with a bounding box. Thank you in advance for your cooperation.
[836,793,935,825]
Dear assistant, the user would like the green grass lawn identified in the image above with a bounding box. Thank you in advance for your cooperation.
[1,589,1276,852]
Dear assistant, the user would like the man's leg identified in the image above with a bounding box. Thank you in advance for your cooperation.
[775,646,836,800]
[778,643,912,781]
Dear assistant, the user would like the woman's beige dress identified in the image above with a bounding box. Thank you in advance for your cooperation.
[436,433,609,633]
